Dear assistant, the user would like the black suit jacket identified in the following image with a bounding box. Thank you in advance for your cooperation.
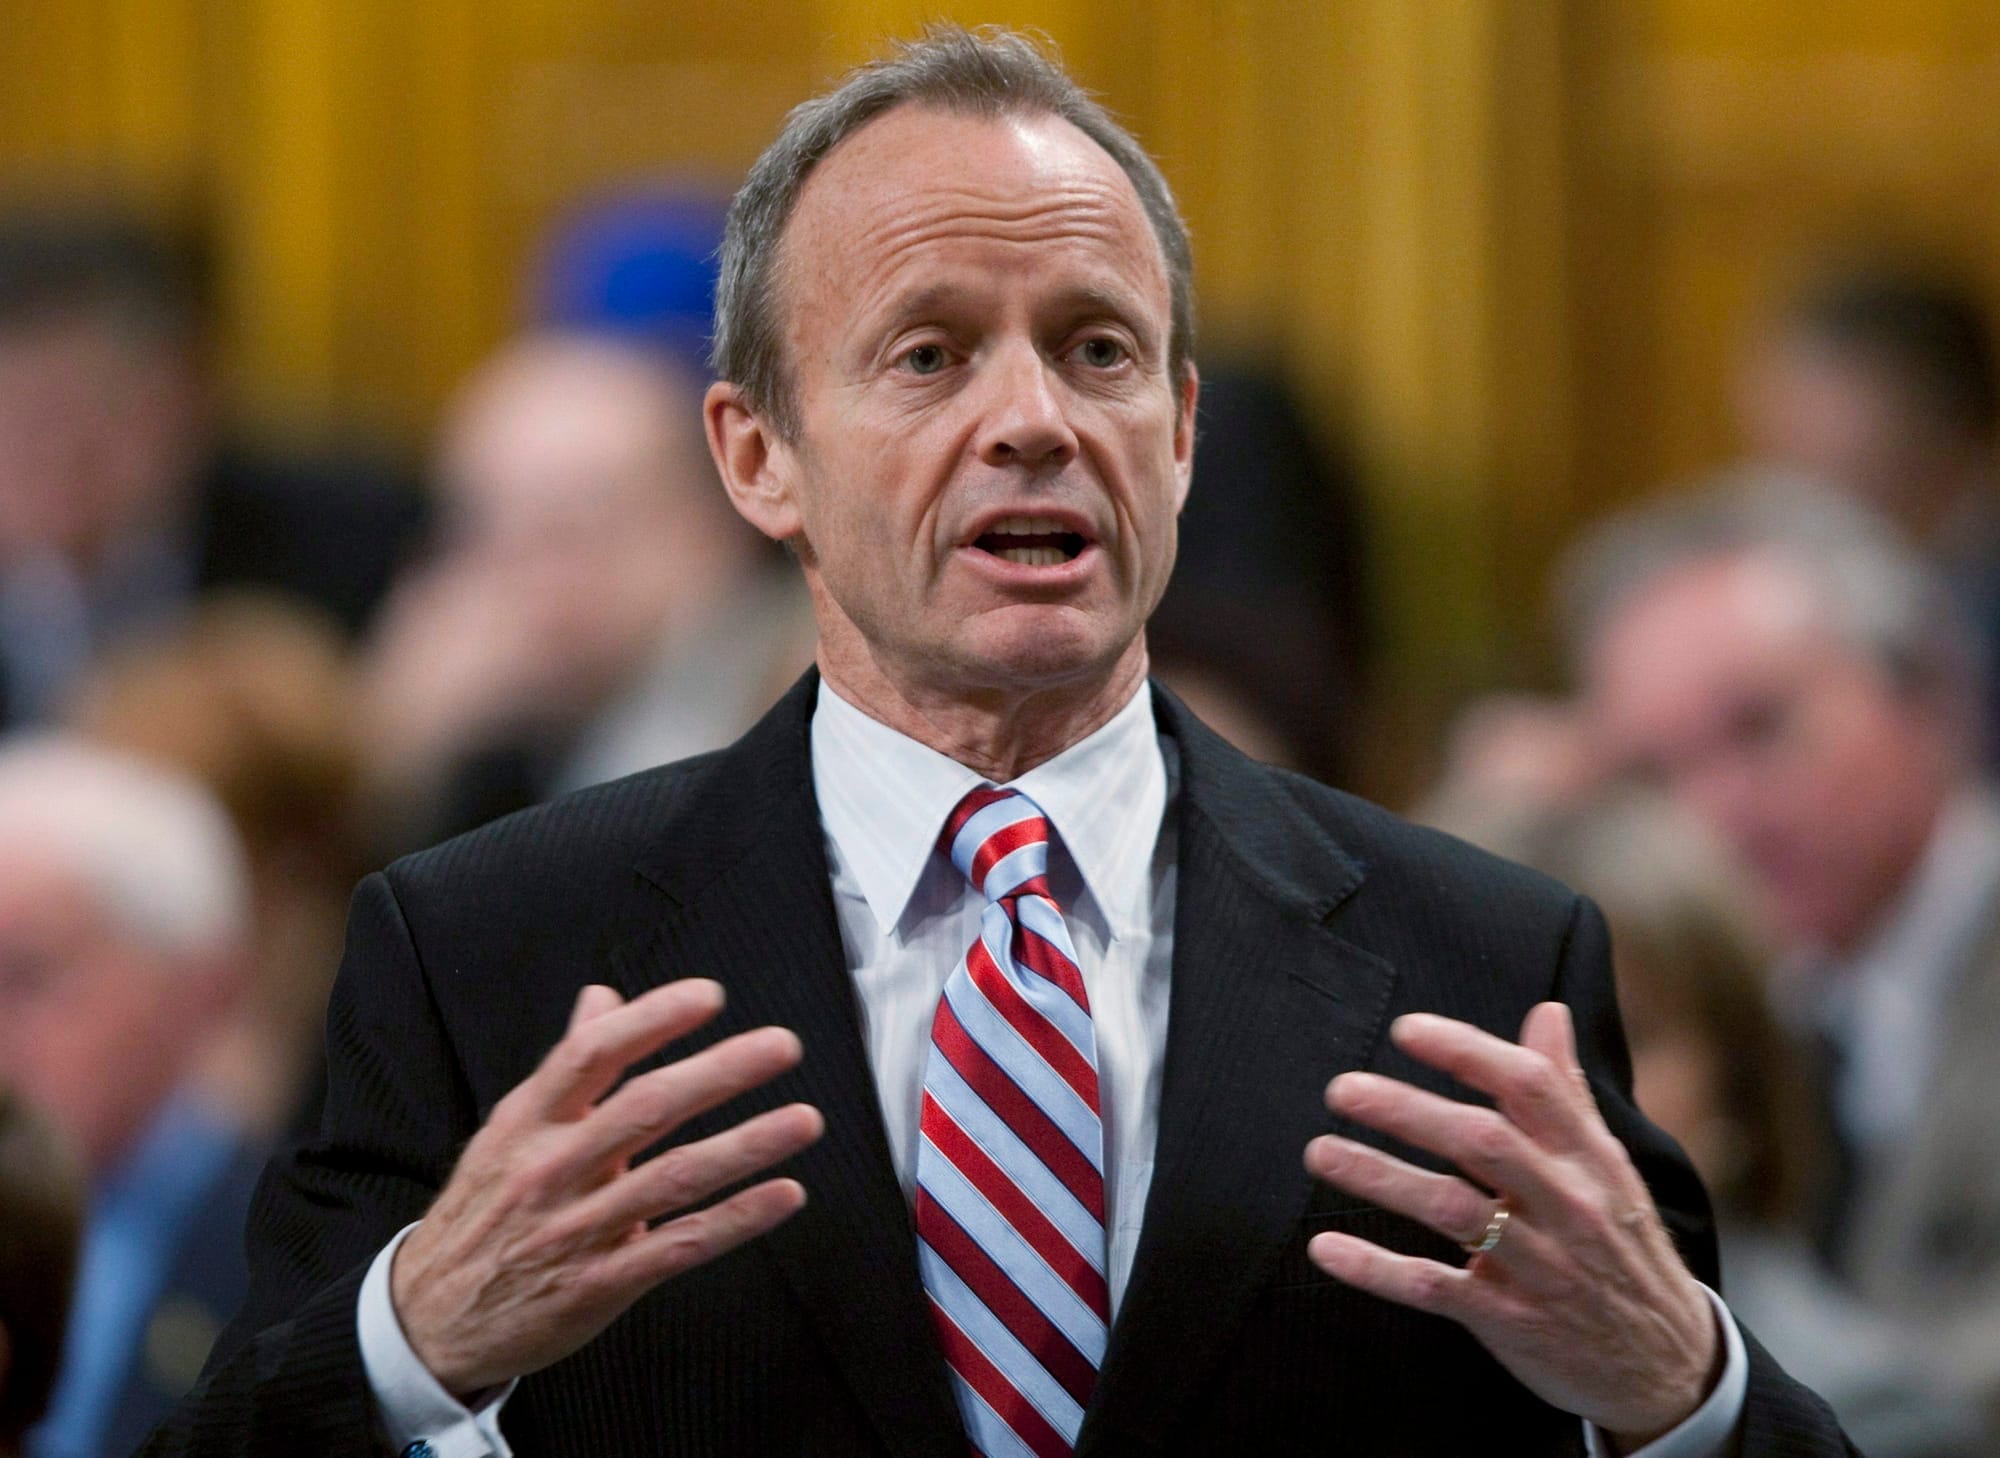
[147,673,1854,1455]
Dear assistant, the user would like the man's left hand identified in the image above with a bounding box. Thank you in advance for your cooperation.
[1302,1001,1720,1450]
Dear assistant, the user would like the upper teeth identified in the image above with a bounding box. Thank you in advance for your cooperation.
[989,515,1069,536]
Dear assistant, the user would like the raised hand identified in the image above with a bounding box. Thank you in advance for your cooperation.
[1303,1001,1720,1450]
[391,978,824,1396]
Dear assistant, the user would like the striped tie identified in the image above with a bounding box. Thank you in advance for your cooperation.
[916,785,1109,1458]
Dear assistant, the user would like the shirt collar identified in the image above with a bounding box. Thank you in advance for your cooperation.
[1819,786,2000,1006]
[810,676,1166,940]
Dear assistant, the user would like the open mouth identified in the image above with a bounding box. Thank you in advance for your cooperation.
[971,514,1091,566]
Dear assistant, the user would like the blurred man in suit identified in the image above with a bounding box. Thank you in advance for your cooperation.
[0,211,422,731]
[0,740,265,1457]
[152,28,1852,1457]
[359,330,810,853]
[1571,475,2000,1424]
[1736,261,2000,751]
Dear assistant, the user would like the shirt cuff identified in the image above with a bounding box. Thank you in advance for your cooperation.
[357,1221,520,1458]
[1582,1284,1747,1458]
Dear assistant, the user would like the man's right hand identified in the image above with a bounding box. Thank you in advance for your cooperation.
[390,977,824,1396]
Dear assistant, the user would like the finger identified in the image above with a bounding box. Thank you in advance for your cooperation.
[605,1176,810,1290]
[569,983,625,1031]
[1324,1071,1561,1209]
[1304,1133,1495,1248]
[1387,1012,1596,1152]
[585,1102,824,1231]
[569,1026,807,1172]
[531,978,728,1121]
[1519,1001,1587,1087]
[1306,1230,1474,1320]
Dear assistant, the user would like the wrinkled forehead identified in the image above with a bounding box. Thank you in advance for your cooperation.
[774,104,1170,332]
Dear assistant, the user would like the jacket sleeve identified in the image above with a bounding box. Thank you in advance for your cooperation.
[1555,895,1860,1458]
[141,870,480,1456]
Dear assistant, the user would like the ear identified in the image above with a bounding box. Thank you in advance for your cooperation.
[706,380,805,543]
[1171,363,1199,513]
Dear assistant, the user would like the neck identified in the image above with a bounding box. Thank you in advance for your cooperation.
[817,638,1150,782]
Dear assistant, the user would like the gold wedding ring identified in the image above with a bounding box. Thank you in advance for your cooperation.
[1463,1203,1510,1257]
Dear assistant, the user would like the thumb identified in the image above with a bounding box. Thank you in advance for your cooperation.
[569,982,624,1030]
[1520,1000,1585,1082]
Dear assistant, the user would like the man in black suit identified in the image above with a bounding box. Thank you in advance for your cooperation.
[151,27,1854,1457]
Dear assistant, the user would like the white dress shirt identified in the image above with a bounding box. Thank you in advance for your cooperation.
[358,676,1744,1456]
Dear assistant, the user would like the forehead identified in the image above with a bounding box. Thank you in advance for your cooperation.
[0,843,95,928]
[779,104,1169,332]
[1590,553,1843,705]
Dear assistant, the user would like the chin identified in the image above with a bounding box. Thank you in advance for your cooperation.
[950,620,1133,692]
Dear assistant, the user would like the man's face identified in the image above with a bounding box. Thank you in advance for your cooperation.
[735,106,1195,702]
[0,847,203,1172]
[1737,336,1957,531]
[0,314,197,567]
[1583,552,1954,954]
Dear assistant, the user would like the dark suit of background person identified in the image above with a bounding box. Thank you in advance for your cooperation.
[144,673,1853,1456]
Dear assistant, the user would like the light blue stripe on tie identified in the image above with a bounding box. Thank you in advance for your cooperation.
[1014,893,1084,969]
[943,975,1103,1171]
[980,839,1048,901]
[953,797,1042,873]
[920,1239,1085,1441]
[925,1056,1107,1271]
[919,1131,1108,1361]
[978,906,1096,1058]
[945,1367,1040,1458]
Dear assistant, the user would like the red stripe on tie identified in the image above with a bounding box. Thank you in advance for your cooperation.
[928,1300,1073,1458]
[933,998,1106,1224]
[921,1092,1111,1318]
[970,815,1049,891]
[944,785,1016,847]
[1011,918,1090,1011]
[965,937,1100,1111]
[916,1188,1099,1407]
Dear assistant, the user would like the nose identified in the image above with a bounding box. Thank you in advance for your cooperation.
[974,342,1077,471]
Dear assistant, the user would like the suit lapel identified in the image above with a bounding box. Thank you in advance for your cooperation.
[1080,689,1400,1454]
[609,671,964,1458]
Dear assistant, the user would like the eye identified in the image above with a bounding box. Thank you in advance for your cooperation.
[899,343,949,376]
[1073,336,1127,369]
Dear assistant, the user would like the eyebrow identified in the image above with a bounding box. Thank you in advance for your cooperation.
[877,280,1162,352]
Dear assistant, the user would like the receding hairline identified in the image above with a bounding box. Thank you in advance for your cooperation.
[761,99,1182,388]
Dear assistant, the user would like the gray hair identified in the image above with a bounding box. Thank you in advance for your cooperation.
[0,737,249,963]
[1559,467,1977,700]
[711,24,1195,438]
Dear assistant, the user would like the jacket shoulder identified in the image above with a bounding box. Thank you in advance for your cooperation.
[1264,764,1585,934]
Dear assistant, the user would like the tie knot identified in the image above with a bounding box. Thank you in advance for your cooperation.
[941,785,1053,903]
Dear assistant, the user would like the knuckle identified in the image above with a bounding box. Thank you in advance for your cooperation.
[1464,1111,1517,1167]
[1406,1263,1450,1309]
[1445,1185,1490,1238]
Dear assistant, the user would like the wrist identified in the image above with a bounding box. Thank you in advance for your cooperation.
[1603,1285,1724,1453]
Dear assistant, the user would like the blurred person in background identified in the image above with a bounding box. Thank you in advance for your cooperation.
[63,595,365,1138]
[361,184,812,852]
[0,207,423,732]
[1146,360,1371,784]
[0,1089,85,1458]
[1565,476,2000,1378]
[0,741,263,1458]
[1737,259,2000,743]
[1426,788,1984,1456]
[359,329,812,851]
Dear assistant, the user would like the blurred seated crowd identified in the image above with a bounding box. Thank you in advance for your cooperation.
[0,180,1995,1455]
